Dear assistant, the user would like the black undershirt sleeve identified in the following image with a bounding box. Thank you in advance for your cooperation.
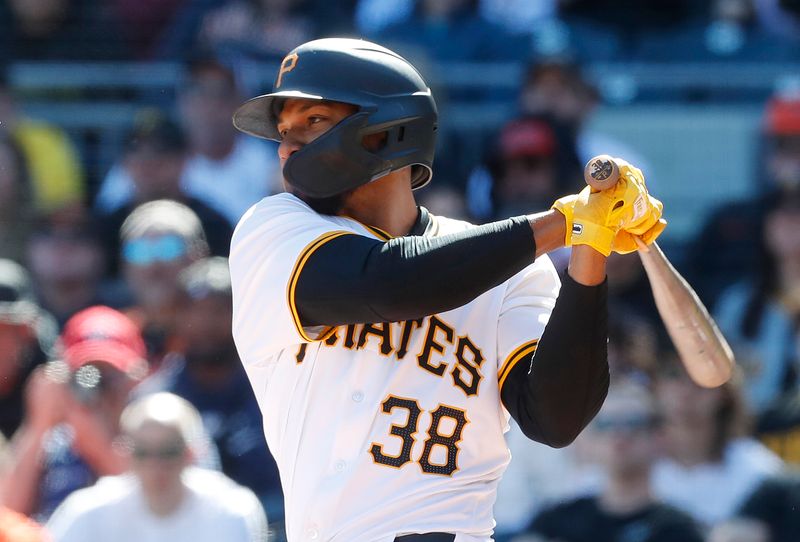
[295,216,536,326]
[500,273,610,448]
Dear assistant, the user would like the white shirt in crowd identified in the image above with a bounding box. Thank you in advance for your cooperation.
[493,420,603,536]
[95,136,281,225]
[46,467,268,542]
[652,438,783,526]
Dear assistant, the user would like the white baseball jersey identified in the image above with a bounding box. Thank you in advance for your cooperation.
[230,192,560,542]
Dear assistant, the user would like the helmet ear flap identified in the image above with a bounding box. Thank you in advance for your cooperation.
[410,165,432,190]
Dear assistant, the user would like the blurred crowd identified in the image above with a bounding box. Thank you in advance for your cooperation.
[0,1,799,542]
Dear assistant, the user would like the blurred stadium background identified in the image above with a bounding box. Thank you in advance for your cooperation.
[1,1,800,541]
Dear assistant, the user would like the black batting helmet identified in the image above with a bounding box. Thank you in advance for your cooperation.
[232,38,438,199]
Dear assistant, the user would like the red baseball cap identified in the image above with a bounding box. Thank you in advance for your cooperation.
[765,96,800,136]
[500,119,556,160]
[60,306,148,376]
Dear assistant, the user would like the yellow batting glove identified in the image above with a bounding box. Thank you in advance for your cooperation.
[613,217,668,254]
[552,186,622,257]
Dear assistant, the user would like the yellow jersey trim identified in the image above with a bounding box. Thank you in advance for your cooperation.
[362,223,392,241]
[287,230,354,342]
[498,339,539,391]
[341,215,393,240]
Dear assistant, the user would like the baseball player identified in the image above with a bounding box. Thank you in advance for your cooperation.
[229,38,665,542]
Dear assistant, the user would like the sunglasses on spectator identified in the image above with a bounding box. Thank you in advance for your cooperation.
[594,415,658,433]
[123,235,188,266]
[132,443,186,461]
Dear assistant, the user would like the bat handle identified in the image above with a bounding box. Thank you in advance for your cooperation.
[583,154,621,192]
[633,235,651,253]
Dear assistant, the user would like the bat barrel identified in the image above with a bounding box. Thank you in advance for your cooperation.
[583,155,620,191]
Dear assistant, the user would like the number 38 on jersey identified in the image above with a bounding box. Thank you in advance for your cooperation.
[370,395,468,476]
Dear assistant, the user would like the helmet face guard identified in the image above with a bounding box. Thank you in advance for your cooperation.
[232,38,438,198]
[283,112,388,198]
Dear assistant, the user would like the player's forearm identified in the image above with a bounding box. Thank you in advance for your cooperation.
[527,209,567,259]
[567,245,607,286]
[500,274,609,448]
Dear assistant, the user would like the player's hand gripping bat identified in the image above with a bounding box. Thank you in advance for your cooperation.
[584,155,735,388]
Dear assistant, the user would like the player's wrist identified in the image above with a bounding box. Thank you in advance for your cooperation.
[528,209,568,257]
[567,245,607,286]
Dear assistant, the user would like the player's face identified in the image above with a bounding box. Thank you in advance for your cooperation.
[276,98,358,168]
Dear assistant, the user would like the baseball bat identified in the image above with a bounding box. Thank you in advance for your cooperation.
[584,155,734,388]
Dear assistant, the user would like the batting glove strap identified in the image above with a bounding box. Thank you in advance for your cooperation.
[570,220,616,257]
[552,194,616,256]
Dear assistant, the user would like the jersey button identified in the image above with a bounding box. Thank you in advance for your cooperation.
[335,460,346,472]
[351,391,364,402]
[306,527,319,540]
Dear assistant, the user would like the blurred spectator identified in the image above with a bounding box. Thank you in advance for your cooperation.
[113,0,188,58]
[158,1,356,59]
[0,72,85,213]
[560,0,705,36]
[46,392,267,542]
[635,0,799,62]
[137,257,283,523]
[466,116,576,268]
[1,306,148,520]
[0,506,50,542]
[651,358,783,526]
[708,517,770,542]
[687,92,800,309]
[118,200,210,366]
[356,0,620,64]
[0,259,56,439]
[415,184,470,221]
[606,307,659,378]
[176,56,279,221]
[96,111,232,277]
[733,472,800,542]
[754,0,800,42]
[0,0,129,62]
[467,116,578,219]
[479,0,557,35]
[757,389,800,464]
[713,192,800,413]
[512,379,703,542]
[374,0,527,64]
[197,0,317,60]
[494,421,602,540]
[26,209,108,327]
[518,60,653,181]
[605,252,661,330]
[96,57,280,225]
[356,0,556,36]
[0,135,34,263]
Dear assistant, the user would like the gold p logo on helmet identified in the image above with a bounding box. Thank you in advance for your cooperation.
[276,53,299,88]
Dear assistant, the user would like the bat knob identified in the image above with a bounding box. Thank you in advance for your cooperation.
[584,155,620,191]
